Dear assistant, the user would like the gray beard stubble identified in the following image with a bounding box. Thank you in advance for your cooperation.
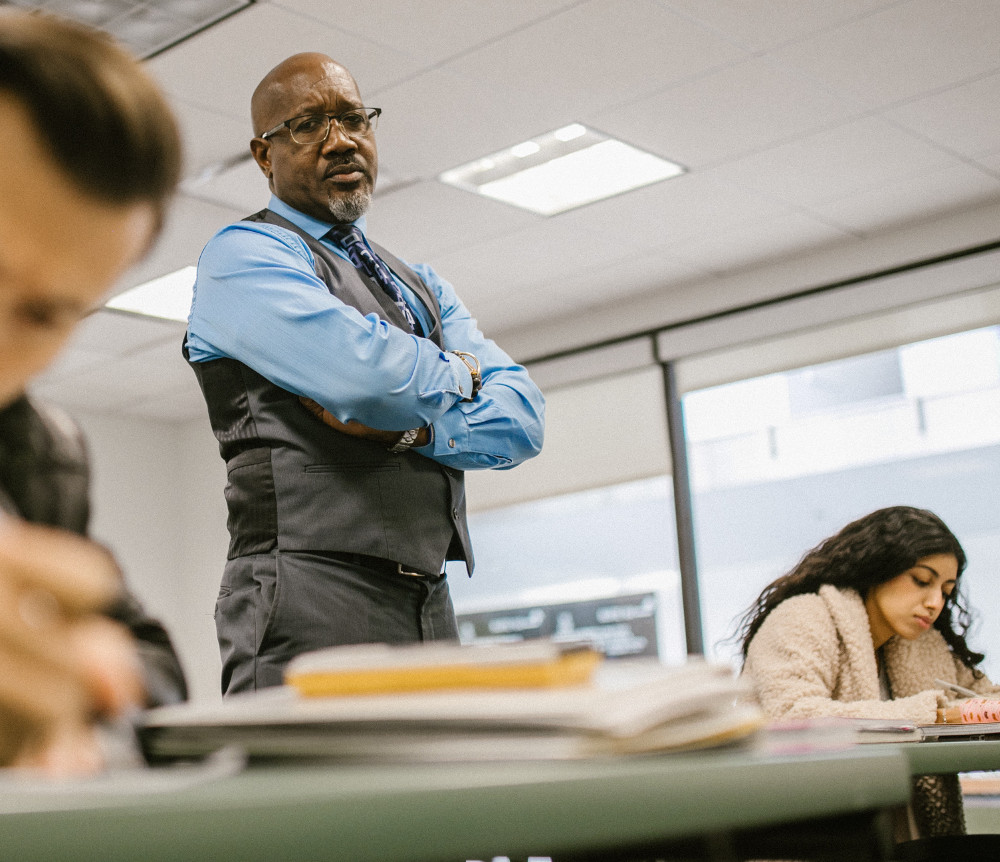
[328,188,372,223]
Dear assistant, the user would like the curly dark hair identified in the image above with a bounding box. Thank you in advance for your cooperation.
[737,506,983,672]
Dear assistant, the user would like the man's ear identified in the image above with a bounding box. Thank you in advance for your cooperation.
[249,138,272,179]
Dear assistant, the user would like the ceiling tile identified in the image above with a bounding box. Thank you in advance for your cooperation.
[364,180,540,260]
[180,159,272,216]
[887,71,1000,159]
[427,216,613,312]
[556,252,709,313]
[269,0,581,63]
[552,172,795,257]
[702,116,956,207]
[439,0,749,113]
[975,151,1000,175]
[804,162,1000,235]
[659,0,902,51]
[595,55,867,170]
[374,66,548,177]
[109,195,244,302]
[146,3,424,117]
[168,99,252,178]
[774,0,1000,108]
[44,311,183,363]
[470,284,587,335]
[661,211,853,275]
[375,0,749,177]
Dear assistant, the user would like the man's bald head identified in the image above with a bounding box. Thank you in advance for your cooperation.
[251,53,360,136]
[247,52,377,224]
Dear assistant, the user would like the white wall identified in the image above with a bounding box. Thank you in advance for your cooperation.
[71,410,228,704]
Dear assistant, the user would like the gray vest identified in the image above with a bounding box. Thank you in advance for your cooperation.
[186,209,473,574]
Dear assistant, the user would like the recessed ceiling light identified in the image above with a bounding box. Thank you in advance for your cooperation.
[438,124,685,216]
[105,266,196,322]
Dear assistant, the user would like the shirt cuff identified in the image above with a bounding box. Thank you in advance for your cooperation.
[425,408,471,457]
[413,424,435,452]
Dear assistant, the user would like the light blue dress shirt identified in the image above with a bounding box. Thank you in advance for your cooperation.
[185,196,544,470]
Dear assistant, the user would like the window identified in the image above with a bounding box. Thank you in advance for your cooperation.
[683,326,1000,679]
[448,476,686,664]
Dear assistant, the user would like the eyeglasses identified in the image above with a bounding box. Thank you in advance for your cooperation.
[260,107,381,145]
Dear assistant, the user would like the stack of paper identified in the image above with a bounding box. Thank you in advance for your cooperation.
[139,641,764,763]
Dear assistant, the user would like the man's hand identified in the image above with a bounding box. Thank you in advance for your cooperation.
[0,518,145,774]
[299,397,429,447]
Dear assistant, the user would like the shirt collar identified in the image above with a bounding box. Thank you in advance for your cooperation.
[267,195,368,239]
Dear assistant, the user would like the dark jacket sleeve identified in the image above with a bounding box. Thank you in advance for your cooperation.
[0,396,188,706]
[107,591,188,707]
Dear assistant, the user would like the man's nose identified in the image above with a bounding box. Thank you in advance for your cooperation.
[321,120,358,153]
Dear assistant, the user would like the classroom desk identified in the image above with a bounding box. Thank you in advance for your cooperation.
[894,738,1000,775]
[0,746,910,862]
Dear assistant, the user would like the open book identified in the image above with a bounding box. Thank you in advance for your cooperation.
[760,714,1000,748]
[139,644,764,763]
[851,715,1000,743]
[921,698,1000,740]
[936,698,1000,724]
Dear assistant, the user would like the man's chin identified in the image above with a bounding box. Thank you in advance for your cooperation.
[328,189,372,224]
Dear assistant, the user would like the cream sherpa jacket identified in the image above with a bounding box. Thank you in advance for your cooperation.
[743,585,997,722]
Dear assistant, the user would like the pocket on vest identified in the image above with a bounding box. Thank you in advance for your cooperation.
[225,447,278,558]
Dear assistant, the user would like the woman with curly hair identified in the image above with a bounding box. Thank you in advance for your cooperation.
[738,505,998,847]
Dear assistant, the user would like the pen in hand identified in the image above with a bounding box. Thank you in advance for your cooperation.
[934,679,979,698]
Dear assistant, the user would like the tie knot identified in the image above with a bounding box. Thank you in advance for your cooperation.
[327,224,364,248]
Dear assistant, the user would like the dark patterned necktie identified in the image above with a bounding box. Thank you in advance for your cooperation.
[327,224,419,333]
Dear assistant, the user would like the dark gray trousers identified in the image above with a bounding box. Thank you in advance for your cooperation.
[215,550,459,694]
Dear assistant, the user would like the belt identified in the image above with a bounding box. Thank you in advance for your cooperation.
[329,552,442,578]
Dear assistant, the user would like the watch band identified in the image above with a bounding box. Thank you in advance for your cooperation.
[388,427,420,453]
[449,350,482,402]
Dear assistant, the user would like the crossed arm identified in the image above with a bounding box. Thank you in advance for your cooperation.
[188,223,544,470]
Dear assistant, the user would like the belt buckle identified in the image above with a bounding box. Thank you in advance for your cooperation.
[396,563,425,577]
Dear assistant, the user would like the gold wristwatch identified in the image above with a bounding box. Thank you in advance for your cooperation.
[449,350,482,402]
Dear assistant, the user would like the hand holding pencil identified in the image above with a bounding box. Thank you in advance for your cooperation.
[0,517,145,773]
[933,681,1000,724]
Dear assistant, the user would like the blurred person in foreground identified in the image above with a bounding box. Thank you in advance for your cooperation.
[0,10,187,773]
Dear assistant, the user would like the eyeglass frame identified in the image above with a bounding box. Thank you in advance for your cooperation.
[259,107,382,144]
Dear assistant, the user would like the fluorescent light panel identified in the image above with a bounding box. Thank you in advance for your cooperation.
[105,266,196,322]
[439,124,685,216]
